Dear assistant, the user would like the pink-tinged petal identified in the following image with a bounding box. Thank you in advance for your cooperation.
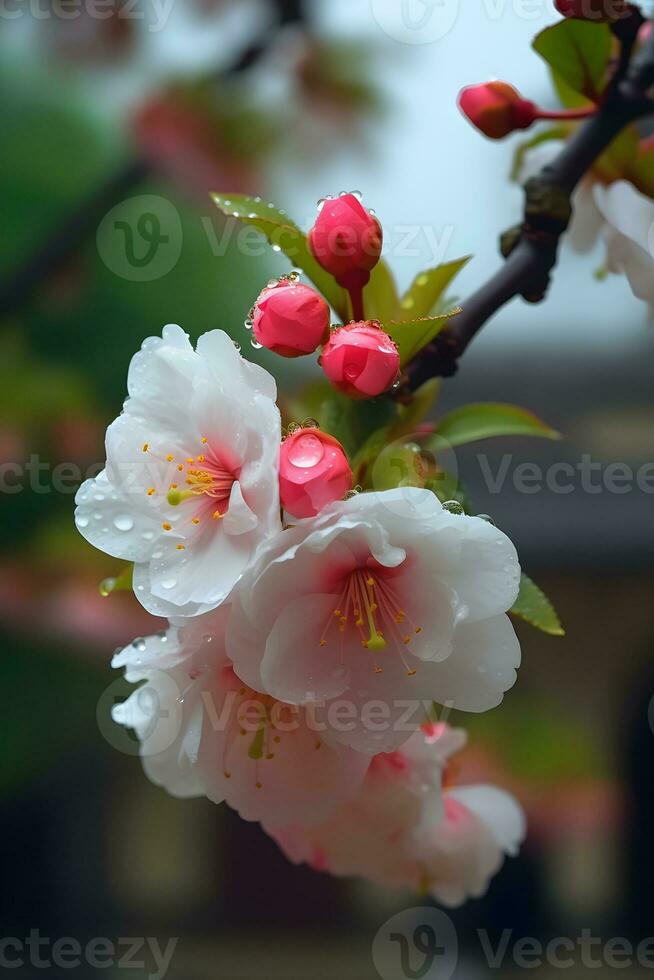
[225,594,272,692]
[261,594,352,704]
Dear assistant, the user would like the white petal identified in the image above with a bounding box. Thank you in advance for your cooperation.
[447,785,526,857]
[74,471,160,563]
[416,614,521,712]
[223,481,259,535]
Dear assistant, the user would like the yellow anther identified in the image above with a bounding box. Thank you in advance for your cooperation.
[176,544,186,551]
[147,487,156,496]
[201,437,208,444]
[374,666,384,674]
[366,577,375,587]
[407,668,417,677]
[166,454,174,462]
[162,522,172,531]
[177,464,183,472]
[212,510,223,520]
[415,627,422,634]
[169,483,178,490]
[320,640,327,647]
[191,517,200,526]
[142,443,149,453]
[186,457,194,464]
[197,455,205,463]
[403,636,411,645]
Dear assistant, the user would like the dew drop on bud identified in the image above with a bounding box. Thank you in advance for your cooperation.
[233,341,241,352]
[251,338,263,349]
[271,244,282,253]
[99,577,116,597]
[442,500,465,515]
[302,418,320,429]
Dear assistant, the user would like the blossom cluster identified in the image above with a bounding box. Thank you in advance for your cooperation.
[75,195,525,906]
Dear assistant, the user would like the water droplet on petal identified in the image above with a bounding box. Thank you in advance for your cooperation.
[114,514,134,532]
[76,515,89,529]
[442,500,465,516]
[161,578,177,590]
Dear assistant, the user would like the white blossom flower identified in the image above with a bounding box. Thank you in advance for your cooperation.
[227,488,521,754]
[75,325,281,617]
[266,723,526,907]
[111,607,369,824]
[593,180,654,309]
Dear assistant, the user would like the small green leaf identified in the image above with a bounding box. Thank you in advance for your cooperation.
[384,308,462,367]
[532,19,611,101]
[396,378,440,432]
[211,193,348,319]
[511,573,565,636]
[399,257,471,319]
[99,565,133,596]
[436,402,560,448]
[364,258,401,321]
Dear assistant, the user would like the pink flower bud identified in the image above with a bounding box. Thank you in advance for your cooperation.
[554,0,627,19]
[251,279,331,358]
[279,428,353,519]
[308,193,383,291]
[458,82,537,140]
[320,321,400,400]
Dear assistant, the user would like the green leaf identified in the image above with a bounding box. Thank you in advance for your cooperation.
[364,258,401,321]
[211,193,349,319]
[511,126,570,183]
[436,402,560,448]
[99,565,133,596]
[399,257,471,319]
[511,573,565,636]
[532,19,611,101]
[396,378,441,432]
[384,308,462,367]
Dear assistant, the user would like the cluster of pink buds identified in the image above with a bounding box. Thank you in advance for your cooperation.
[248,193,400,400]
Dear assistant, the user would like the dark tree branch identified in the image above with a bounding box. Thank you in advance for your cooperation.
[401,13,654,394]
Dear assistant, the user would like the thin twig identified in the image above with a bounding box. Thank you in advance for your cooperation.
[401,13,654,394]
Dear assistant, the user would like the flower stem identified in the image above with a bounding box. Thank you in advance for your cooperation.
[536,106,597,121]
[348,284,365,322]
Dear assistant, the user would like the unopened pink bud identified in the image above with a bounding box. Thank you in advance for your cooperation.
[320,321,400,400]
[279,428,353,519]
[554,0,628,20]
[308,193,383,291]
[252,279,330,358]
[458,81,537,140]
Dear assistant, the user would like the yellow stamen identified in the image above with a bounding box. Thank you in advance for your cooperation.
[162,522,172,531]
[142,443,149,453]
